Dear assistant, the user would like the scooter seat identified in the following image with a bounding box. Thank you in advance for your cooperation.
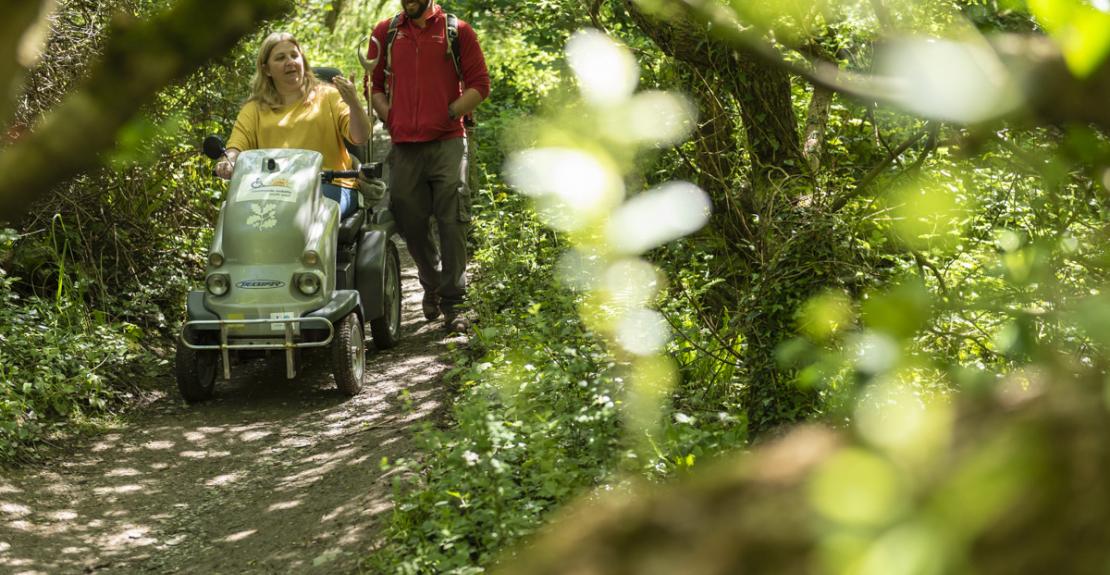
[339,209,365,245]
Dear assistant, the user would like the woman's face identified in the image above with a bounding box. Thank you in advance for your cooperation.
[265,40,305,93]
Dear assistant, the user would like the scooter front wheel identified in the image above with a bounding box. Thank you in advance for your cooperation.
[333,312,365,396]
[176,343,218,403]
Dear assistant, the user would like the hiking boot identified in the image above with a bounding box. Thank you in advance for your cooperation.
[441,308,472,335]
[445,314,471,334]
[422,293,441,321]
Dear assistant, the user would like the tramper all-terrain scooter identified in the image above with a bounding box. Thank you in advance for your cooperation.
[174,129,402,402]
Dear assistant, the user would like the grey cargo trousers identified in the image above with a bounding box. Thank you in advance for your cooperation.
[387,137,471,313]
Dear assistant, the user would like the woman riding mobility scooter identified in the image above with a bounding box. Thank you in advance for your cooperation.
[175,133,401,402]
[176,41,400,402]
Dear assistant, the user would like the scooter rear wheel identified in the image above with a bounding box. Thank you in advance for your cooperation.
[369,241,402,349]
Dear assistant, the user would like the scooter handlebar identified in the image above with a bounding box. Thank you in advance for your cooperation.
[321,170,359,181]
[321,163,381,182]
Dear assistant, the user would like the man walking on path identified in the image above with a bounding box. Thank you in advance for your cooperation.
[366,0,490,333]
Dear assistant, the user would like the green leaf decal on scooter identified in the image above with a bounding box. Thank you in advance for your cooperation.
[247,202,277,231]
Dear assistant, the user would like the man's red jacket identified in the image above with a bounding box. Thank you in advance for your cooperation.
[364,5,490,144]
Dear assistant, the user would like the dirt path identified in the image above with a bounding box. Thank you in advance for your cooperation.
[0,250,457,574]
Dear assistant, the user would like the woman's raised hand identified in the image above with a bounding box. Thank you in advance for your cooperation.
[333,74,361,106]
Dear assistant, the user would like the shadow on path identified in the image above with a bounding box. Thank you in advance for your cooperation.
[0,248,460,574]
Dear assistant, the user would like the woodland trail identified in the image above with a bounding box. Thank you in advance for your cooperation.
[0,250,458,574]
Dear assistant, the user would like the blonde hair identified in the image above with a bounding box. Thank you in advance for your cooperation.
[248,32,320,110]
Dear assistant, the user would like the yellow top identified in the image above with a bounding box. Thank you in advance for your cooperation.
[227,85,355,187]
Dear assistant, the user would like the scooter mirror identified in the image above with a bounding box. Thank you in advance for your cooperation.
[313,67,343,84]
[202,135,225,160]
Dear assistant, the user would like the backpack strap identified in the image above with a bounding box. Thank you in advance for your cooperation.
[445,13,463,82]
[445,13,474,126]
[384,13,404,103]
[386,12,463,84]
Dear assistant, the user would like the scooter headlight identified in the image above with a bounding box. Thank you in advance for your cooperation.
[302,250,319,266]
[206,273,230,296]
[295,273,321,296]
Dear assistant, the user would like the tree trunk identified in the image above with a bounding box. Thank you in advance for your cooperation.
[324,0,344,32]
[682,68,755,244]
[803,85,834,172]
[625,0,826,435]
[727,53,807,207]
[623,0,808,202]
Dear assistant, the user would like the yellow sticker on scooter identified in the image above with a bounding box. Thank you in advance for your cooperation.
[236,176,297,203]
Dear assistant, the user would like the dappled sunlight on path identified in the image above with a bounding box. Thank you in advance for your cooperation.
[0,249,461,574]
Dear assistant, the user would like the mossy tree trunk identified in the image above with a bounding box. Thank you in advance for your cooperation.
[624,0,832,434]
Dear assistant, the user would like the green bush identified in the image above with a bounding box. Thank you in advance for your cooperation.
[0,254,160,460]
[369,185,754,572]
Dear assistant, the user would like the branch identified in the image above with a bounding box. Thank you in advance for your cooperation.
[1,0,51,127]
[0,0,292,223]
[650,0,1110,133]
[646,0,899,102]
[660,308,742,368]
[588,0,607,32]
[829,124,930,212]
[911,248,949,296]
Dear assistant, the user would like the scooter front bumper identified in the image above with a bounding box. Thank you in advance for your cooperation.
[180,317,334,380]
[179,290,360,380]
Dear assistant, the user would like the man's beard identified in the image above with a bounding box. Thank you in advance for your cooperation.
[404,0,430,17]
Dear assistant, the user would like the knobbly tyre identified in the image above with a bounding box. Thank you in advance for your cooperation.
[174,134,402,402]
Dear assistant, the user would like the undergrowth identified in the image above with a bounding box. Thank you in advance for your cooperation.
[367,186,752,573]
[0,238,161,461]
[367,191,622,573]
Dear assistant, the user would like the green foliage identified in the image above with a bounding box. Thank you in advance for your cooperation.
[0,249,159,460]
[370,13,748,571]
[369,193,624,573]
[371,188,751,572]
[0,0,258,455]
